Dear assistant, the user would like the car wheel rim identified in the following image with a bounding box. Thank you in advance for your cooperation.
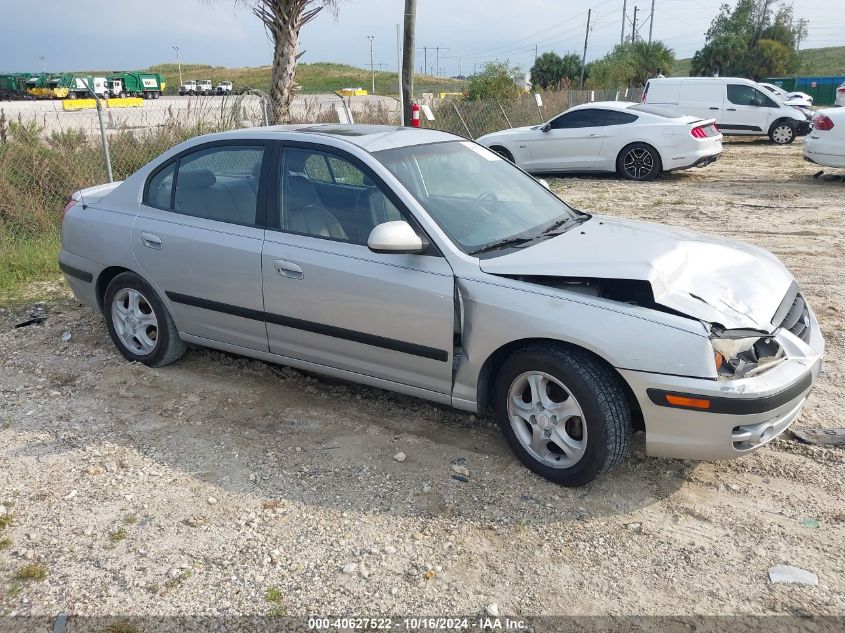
[623,148,654,179]
[773,126,793,143]
[111,288,159,356]
[507,371,588,469]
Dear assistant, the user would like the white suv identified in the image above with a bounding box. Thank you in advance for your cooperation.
[643,77,811,144]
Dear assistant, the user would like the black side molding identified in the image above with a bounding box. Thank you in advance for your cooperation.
[647,372,813,415]
[59,262,93,283]
[165,291,449,363]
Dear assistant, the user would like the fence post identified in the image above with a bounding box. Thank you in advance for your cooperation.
[451,102,472,138]
[496,99,512,128]
[84,78,113,183]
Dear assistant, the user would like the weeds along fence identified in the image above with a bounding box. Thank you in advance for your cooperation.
[0,87,642,239]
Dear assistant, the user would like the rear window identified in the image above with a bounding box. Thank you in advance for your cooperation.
[627,104,681,118]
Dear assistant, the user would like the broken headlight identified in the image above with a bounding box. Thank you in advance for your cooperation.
[711,334,784,379]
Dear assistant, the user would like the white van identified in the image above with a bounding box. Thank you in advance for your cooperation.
[642,77,810,144]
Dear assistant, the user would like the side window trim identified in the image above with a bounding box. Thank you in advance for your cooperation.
[142,139,272,228]
[269,140,441,256]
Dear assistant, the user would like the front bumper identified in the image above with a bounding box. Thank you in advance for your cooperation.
[619,309,824,460]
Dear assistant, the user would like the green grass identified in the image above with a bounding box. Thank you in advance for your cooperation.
[15,563,47,581]
[0,232,61,300]
[0,538,11,550]
[109,527,127,543]
[0,514,12,530]
[145,61,466,96]
[673,46,845,77]
[265,586,282,604]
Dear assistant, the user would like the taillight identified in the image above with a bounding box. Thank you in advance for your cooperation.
[813,114,835,131]
[690,126,707,139]
[838,87,845,93]
[62,196,75,221]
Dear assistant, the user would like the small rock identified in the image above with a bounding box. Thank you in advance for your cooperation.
[802,517,821,529]
[207,497,218,505]
[359,565,370,579]
[85,465,105,476]
[0,505,6,516]
[63,489,78,500]
[625,522,643,533]
[393,452,407,463]
[412,532,424,541]
[485,603,499,617]
[61,331,72,342]
[451,464,470,477]
[23,549,34,560]
[384,546,397,555]
[390,587,399,596]
[768,565,818,586]
[342,562,357,574]
[83,527,93,537]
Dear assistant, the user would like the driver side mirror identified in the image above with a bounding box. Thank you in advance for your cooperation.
[540,123,551,132]
[367,221,424,254]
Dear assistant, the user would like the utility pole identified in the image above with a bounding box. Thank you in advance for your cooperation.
[423,46,427,75]
[435,46,439,77]
[580,9,591,88]
[534,44,538,61]
[396,24,404,125]
[632,6,638,43]
[401,0,416,126]
[367,35,375,94]
[172,46,182,88]
[39,56,46,72]
[621,0,626,45]
[648,0,655,44]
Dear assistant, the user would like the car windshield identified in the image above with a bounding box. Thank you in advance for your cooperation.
[372,141,581,255]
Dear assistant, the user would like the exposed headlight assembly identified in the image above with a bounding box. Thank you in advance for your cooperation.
[711,332,785,379]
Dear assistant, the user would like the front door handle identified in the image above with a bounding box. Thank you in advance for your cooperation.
[141,232,162,249]
[726,108,737,111]
[709,107,720,110]
[274,259,303,280]
[588,133,602,137]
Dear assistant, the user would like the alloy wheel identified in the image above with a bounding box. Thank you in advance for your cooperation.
[623,148,655,179]
[111,288,159,355]
[507,371,588,468]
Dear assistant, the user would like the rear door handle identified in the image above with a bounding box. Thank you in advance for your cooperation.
[726,108,737,111]
[141,232,162,249]
[709,107,720,110]
[588,133,602,137]
[274,259,303,280]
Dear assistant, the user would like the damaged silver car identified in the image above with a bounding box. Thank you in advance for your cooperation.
[59,125,824,486]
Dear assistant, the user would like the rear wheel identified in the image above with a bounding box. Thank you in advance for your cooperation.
[490,146,514,162]
[119,91,126,99]
[104,272,186,368]
[617,143,661,181]
[494,345,631,486]
[67,92,77,100]
[769,120,796,144]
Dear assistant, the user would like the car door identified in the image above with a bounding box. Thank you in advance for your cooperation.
[723,84,776,134]
[261,143,455,395]
[528,109,606,172]
[133,141,270,351]
[678,81,724,120]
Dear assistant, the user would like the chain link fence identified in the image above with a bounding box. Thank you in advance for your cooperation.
[0,87,642,241]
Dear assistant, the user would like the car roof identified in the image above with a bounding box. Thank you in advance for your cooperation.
[570,101,637,112]
[218,124,462,152]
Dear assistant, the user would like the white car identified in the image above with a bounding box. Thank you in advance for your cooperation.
[804,109,845,169]
[476,102,722,181]
[836,81,845,107]
[759,82,813,107]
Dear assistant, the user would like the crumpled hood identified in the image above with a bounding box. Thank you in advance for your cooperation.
[479,215,794,331]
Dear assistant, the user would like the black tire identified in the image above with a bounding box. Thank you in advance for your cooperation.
[490,146,514,162]
[103,272,186,368]
[494,345,631,486]
[617,142,662,181]
[68,92,78,100]
[769,120,796,144]
[119,91,126,99]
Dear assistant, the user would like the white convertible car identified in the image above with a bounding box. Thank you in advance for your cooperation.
[476,101,722,181]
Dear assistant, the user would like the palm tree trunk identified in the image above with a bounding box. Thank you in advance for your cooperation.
[253,1,327,124]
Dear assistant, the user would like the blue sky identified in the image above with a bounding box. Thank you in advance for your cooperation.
[1,0,841,75]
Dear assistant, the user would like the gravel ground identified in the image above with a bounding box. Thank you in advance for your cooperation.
[0,138,843,620]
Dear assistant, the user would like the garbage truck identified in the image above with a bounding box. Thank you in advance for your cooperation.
[0,73,32,100]
[106,72,165,99]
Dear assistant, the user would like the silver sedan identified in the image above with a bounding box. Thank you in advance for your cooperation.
[59,124,824,486]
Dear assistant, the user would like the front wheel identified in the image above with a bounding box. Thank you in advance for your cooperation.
[104,272,186,368]
[770,121,796,144]
[494,345,631,486]
[617,143,662,181]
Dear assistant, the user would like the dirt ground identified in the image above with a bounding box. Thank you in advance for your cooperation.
[1,138,843,621]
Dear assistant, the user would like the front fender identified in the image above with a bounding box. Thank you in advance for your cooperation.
[451,276,716,410]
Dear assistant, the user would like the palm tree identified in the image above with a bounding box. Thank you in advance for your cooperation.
[250,0,337,123]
